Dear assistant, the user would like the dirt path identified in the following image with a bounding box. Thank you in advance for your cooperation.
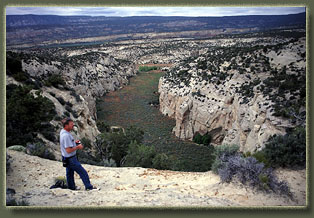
[6,150,306,207]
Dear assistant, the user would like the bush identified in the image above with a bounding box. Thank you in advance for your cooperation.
[216,154,291,195]
[123,141,156,168]
[125,125,144,144]
[152,153,175,170]
[70,91,82,102]
[94,126,145,167]
[244,151,271,168]
[41,131,57,142]
[6,84,57,147]
[6,54,30,83]
[76,149,103,166]
[212,145,291,196]
[96,121,110,133]
[7,145,26,152]
[211,144,240,173]
[81,137,92,149]
[262,127,306,168]
[65,105,73,113]
[56,96,66,105]
[138,66,158,72]
[94,132,128,167]
[26,142,55,160]
[44,74,66,88]
[193,132,212,146]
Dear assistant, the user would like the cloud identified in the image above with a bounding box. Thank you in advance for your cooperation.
[6,6,306,17]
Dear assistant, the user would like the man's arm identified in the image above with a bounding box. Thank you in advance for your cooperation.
[65,144,83,154]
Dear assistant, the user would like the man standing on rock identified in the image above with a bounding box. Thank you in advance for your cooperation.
[60,117,98,191]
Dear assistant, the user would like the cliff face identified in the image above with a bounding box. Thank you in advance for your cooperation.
[22,52,136,118]
[158,37,306,152]
[6,51,137,156]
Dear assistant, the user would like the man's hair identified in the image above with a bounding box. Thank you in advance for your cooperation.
[61,117,73,128]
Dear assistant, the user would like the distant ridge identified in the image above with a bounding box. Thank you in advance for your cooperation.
[6,12,306,28]
[6,12,305,48]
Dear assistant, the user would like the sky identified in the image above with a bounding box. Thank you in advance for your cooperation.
[6,6,306,17]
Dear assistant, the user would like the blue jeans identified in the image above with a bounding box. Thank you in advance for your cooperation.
[63,156,93,190]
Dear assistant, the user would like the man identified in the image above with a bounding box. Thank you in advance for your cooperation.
[60,117,98,191]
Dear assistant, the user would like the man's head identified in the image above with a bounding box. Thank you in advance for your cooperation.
[61,117,74,131]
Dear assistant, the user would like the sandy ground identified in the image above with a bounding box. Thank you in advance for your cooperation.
[6,150,306,208]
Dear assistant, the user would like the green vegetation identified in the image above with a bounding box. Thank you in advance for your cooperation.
[6,84,57,147]
[97,71,215,172]
[44,74,66,88]
[193,132,212,146]
[211,144,240,174]
[261,127,306,168]
[123,141,157,168]
[7,145,26,152]
[138,66,159,72]
[94,125,144,167]
[26,142,56,160]
[243,126,306,169]
[212,144,291,196]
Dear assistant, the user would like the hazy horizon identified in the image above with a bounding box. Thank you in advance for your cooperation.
[6,6,306,17]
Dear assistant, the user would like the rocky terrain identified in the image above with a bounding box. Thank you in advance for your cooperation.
[6,36,212,157]
[6,49,138,158]
[6,27,306,156]
[6,13,305,49]
[5,13,307,208]
[6,149,306,207]
[158,33,306,152]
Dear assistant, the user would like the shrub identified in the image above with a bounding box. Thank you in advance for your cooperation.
[262,126,306,168]
[193,132,212,146]
[70,91,82,102]
[26,142,55,160]
[123,141,156,168]
[211,144,240,173]
[215,152,291,196]
[125,125,144,144]
[152,153,175,170]
[65,105,73,113]
[41,131,57,142]
[44,74,66,88]
[138,66,158,72]
[6,84,56,147]
[6,54,30,83]
[81,137,92,149]
[56,96,66,105]
[96,121,110,133]
[63,111,70,117]
[7,145,26,152]
[94,126,145,167]
[244,151,271,168]
[193,133,202,144]
[76,149,103,166]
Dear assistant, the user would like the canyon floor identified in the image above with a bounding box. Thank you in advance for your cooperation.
[6,150,306,208]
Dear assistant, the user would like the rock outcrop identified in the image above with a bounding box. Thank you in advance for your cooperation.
[6,51,137,156]
[158,37,306,152]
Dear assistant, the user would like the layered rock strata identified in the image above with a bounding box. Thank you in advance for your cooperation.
[158,37,306,152]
